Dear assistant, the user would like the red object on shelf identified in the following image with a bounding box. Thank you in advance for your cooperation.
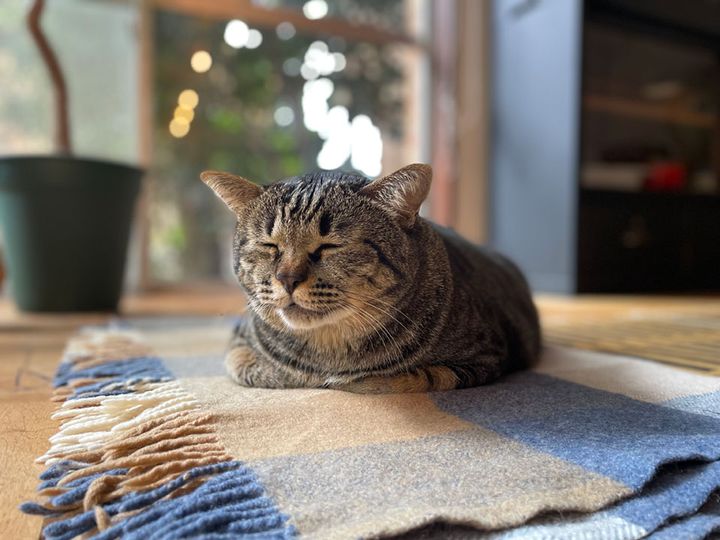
[644,162,686,191]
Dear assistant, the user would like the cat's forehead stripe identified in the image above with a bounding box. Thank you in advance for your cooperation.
[274,179,328,226]
[279,186,294,221]
[319,212,332,236]
[264,212,276,236]
[269,172,371,230]
[293,180,323,221]
[288,189,305,217]
[301,181,318,217]
[303,192,325,224]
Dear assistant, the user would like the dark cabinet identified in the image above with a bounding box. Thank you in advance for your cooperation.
[490,0,720,293]
[578,190,720,292]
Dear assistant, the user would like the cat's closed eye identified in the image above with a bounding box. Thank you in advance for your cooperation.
[309,243,341,263]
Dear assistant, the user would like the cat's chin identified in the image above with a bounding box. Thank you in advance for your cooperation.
[275,303,348,331]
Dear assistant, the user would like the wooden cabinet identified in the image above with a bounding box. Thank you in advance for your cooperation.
[578,190,720,292]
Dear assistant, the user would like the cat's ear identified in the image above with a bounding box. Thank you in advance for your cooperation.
[200,170,263,214]
[359,163,432,227]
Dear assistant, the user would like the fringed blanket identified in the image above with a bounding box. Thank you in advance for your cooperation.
[21,317,720,539]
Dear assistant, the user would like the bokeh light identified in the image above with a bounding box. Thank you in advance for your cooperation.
[169,118,190,138]
[274,106,295,127]
[174,106,194,122]
[332,52,347,71]
[246,29,263,49]
[190,50,212,73]
[283,58,302,77]
[224,19,249,48]
[276,22,296,40]
[177,89,199,109]
[301,41,346,79]
[350,115,383,177]
[300,64,319,80]
[301,78,383,176]
[303,0,328,20]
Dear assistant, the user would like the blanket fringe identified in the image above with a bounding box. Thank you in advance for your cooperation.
[21,329,294,540]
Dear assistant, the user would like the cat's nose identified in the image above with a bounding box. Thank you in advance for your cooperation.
[276,271,307,294]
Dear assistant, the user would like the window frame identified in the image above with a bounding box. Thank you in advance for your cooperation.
[133,0,479,288]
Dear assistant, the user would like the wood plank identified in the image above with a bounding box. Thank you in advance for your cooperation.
[455,0,490,244]
[0,352,53,392]
[541,295,720,374]
[0,393,57,538]
[428,0,458,226]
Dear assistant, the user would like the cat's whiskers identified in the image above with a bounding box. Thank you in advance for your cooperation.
[340,310,376,347]
[295,295,395,358]
[344,288,412,317]
[247,298,289,332]
[344,291,413,335]
[301,291,405,362]
[338,300,403,364]
[251,284,405,363]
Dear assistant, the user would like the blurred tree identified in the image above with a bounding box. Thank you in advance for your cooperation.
[151,8,405,281]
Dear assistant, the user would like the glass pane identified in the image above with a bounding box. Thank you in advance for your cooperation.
[150,8,426,283]
[0,0,139,163]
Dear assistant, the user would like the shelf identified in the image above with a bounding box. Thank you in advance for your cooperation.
[583,94,716,129]
[580,187,720,201]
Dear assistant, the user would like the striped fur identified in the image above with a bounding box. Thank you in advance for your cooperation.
[201,164,540,393]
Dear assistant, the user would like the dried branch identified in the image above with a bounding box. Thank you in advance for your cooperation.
[27,0,72,154]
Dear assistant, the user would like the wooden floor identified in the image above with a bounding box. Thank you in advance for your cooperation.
[1,285,718,538]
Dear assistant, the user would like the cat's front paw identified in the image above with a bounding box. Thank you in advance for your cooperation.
[225,345,259,386]
[225,346,303,389]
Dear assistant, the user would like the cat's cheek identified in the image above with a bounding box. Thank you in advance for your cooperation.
[324,254,363,279]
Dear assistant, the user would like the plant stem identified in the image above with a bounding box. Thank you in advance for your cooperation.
[27,0,72,154]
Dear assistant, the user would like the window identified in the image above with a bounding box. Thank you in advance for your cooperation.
[146,0,430,283]
[0,0,139,163]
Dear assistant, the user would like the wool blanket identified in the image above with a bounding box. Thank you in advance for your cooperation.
[21,317,720,539]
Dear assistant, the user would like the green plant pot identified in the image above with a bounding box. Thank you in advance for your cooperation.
[0,156,142,312]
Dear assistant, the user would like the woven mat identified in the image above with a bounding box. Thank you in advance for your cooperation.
[21,317,720,539]
[544,311,720,376]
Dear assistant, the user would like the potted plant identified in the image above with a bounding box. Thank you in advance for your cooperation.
[0,0,142,311]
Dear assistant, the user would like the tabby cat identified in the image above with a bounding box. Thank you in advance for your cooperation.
[201,164,540,393]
